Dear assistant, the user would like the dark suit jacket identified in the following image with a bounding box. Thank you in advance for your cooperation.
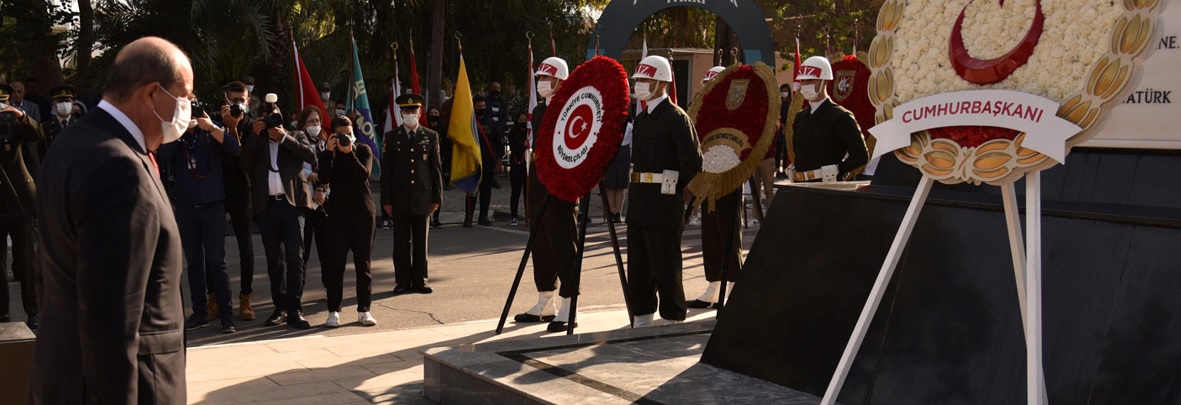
[317,144,375,216]
[0,112,41,218]
[30,106,186,404]
[380,126,443,217]
[627,98,702,227]
[240,128,317,215]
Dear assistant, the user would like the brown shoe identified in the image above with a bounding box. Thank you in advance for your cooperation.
[239,294,256,321]
[207,293,218,320]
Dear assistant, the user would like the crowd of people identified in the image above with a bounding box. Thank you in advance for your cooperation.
[12,35,868,403]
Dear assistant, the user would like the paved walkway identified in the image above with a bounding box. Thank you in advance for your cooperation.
[186,307,720,404]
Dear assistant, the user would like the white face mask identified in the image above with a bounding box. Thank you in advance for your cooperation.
[321,92,330,100]
[800,84,820,102]
[402,114,420,129]
[152,86,191,144]
[246,84,255,93]
[781,91,791,99]
[56,102,72,117]
[335,109,346,117]
[305,125,321,137]
[537,80,554,98]
[634,82,653,101]
[237,103,250,115]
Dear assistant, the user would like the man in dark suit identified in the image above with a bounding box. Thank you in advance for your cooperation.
[30,36,189,404]
[241,95,317,329]
[0,84,41,329]
[381,93,442,295]
[626,55,702,327]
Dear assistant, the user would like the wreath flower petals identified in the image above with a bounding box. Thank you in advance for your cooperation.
[536,56,630,202]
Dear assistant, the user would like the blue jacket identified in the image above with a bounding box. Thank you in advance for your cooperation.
[157,125,241,206]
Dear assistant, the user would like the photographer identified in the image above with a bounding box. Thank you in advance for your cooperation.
[218,81,258,321]
[297,107,329,275]
[319,116,377,326]
[241,94,317,329]
[156,100,241,333]
[0,84,41,328]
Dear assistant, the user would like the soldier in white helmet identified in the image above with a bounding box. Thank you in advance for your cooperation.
[688,66,740,310]
[626,55,702,327]
[513,57,582,332]
[791,56,867,182]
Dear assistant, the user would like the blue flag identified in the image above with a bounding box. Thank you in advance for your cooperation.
[349,35,382,176]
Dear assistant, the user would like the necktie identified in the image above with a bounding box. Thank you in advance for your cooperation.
[148,151,160,177]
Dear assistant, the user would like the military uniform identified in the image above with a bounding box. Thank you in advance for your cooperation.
[525,101,579,301]
[38,116,73,161]
[380,124,443,292]
[626,96,702,321]
[0,84,41,325]
[790,99,868,182]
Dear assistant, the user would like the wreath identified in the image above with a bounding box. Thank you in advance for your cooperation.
[535,56,630,202]
[828,53,877,159]
[686,62,780,212]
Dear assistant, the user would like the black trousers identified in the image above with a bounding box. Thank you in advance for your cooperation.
[176,202,233,321]
[465,166,495,220]
[324,212,375,312]
[626,224,686,320]
[254,199,306,313]
[392,214,429,288]
[226,195,255,295]
[509,163,526,218]
[701,190,742,282]
[527,171,579,297]
[0,216,36,319]
[302,206,329,269]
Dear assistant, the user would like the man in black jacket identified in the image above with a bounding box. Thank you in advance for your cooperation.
[0,84,40,328]
[241,96,317,329]
[219,80,258,320]
[791,56,868,183]
[625,55,702,327]
[381,93,442,295]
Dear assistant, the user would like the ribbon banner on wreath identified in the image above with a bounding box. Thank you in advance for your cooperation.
[536,56,630,202]
[686,62,780,212]
[867,0,1163,185]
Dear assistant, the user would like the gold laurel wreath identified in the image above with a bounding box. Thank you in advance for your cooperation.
[869,0,1162,185]
[687,62,781,213]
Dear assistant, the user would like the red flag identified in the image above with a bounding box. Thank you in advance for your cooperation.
[409,37,429,127]
[384,54,403,134]
[792,37,803,91]
[669,61,678,106]
[292,38,328,125]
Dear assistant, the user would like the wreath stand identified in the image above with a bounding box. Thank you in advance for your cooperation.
[821,173,1049,404]
[496,174,631,336]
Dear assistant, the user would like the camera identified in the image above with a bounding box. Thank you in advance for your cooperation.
[229,103,243,118]
[0,111,17,140]
[262,93,284,128]
[334,132,354,147]
[191,105,205,120]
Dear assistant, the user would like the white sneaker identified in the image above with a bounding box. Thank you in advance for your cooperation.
[633,313,655,328]
[325,311,341,328]
[359,311,377,326]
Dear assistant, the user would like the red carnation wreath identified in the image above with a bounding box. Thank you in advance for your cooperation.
[535,56,630,202]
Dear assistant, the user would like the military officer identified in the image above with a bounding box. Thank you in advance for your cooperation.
[0,84,41,328]
[689,66,740,309]
[625,55,702,327]
[38,85,78,164]
[381,93,443,295]
[511,57,582,332]
[791,56,868,182]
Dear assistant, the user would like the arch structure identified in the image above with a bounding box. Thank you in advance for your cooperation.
[587,0,776,68]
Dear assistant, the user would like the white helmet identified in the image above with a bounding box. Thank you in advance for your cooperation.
[535,57,569,80]
[632,55,673,82]
[796,56,833,81]
[702,66,725,83]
